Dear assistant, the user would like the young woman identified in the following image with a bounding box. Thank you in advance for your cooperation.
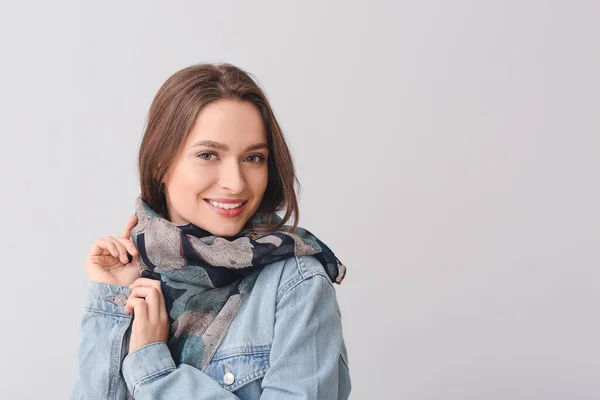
[71,63,351,399]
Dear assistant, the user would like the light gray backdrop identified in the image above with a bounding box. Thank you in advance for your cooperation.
[1,1,598,399]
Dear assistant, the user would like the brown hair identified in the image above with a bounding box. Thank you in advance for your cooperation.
[137,63,300,234]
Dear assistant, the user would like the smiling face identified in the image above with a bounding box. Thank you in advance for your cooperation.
[161,98,269,237]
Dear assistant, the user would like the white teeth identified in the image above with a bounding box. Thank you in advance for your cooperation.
[208,200,244,210]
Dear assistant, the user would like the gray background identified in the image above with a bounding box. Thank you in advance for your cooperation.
[1,1,598,399]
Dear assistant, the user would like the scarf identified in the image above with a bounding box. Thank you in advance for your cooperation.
[128,194,347,374]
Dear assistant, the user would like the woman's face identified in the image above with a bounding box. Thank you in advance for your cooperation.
[161,98,269,237]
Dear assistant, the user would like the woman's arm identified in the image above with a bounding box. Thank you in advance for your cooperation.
[121,342,241,399]
[122,270,351,399]
[71,282,133,400]
[259,272,351,399]
[72,282,241,399]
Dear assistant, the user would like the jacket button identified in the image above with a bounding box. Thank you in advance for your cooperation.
[223,372,235,385]
[113,294,127,306]
[105,294,127,307]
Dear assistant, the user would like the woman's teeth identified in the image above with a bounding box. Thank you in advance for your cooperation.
[208,200,244,209]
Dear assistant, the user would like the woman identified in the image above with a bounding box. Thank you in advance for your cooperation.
[71,63,351,399]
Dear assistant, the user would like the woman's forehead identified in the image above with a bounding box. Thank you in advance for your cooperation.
[186,100,267,147]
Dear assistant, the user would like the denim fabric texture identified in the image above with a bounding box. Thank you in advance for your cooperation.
[71,255,351,399]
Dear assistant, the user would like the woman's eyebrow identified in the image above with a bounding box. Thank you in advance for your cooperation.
[191,140,268,152]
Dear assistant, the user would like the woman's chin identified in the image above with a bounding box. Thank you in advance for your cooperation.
[202,221,245,238]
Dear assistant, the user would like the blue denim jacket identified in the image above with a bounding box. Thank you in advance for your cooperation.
[71,255,351,399]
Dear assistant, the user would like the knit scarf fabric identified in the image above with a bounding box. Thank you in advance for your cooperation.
[128,194,347,374]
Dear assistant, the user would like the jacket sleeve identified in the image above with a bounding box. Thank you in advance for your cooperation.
[121,342,241,399]
[259,272,350,399]
[71,282,240,400]
[71,282,133,400]
[122,271,350,399]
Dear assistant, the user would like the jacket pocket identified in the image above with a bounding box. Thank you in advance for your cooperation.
[204,345,271,392]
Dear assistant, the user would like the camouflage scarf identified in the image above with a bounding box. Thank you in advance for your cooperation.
[129,194,347,373]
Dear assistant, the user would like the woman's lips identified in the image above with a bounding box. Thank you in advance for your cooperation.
[205,198,246,203]
[204,199,247,218]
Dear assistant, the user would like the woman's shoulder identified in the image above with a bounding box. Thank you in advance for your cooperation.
[214,255,334,354]
[259,255,335,303]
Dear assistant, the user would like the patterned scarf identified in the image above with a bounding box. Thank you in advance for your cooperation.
[129,194,347,373]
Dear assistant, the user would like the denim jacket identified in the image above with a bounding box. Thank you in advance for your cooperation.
[71,255,351,399]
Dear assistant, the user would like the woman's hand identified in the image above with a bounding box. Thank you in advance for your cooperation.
[125,277,170,354]
[84,215,141,286]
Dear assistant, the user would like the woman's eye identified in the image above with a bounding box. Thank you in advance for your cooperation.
[245,154,266,163]
[197,152,218,161]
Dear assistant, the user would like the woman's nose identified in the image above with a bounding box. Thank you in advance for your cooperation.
[219,161,245,194]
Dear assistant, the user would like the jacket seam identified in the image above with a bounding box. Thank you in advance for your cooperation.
[277,272,332,305]
[276,255,335,303]
[83,308,132,319]
[340,353,349,370]
[131,367,175,395]
[295,255,336,287]
[107,316,132,398]
[200,293,248,372]
[212,345,271,361]
[122,341,165,365]
[275,258,303,302]
[295,255,307,280]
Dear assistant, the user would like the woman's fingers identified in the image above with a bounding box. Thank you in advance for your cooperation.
[90,238,112,257]
[129,277,161,291]
[103,237,130,264]
[115,236,139,258]
[90,238,120,260]
[129,278,168,320]
[90,237,125,261]
[87,216,139,265]
[125,280,171,353]
[120,215,138,239]
[101,236,137,264]
[126,287,160,323]
[124,297,148,321]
